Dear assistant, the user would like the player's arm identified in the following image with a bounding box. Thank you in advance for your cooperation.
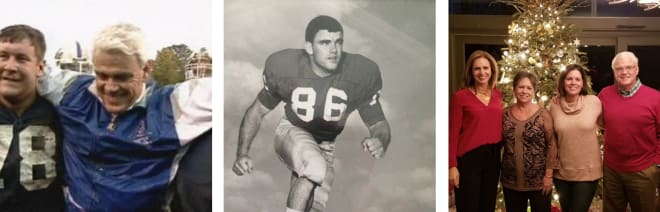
[171,78,212,146]
[237,98,273,157]
[357,62,390,159]
[233,65,281,175]
[233,98,274,176]
[37,66,85,105]
[357,89,390,158]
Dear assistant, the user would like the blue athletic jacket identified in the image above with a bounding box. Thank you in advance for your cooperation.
[39,68,211,211]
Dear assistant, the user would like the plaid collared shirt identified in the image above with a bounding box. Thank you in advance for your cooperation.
[618,78,641,98]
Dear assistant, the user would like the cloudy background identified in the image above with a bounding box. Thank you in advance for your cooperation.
[1,0,211,63]
[224,0,436,211]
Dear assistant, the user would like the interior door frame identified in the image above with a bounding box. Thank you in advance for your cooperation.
[450,34,507,95]
[617,36,660,89]
[618,36,660,51]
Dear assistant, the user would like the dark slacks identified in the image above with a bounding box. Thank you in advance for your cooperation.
[455,142,502,212]
[503,188,551,212]
[554,178,598,212]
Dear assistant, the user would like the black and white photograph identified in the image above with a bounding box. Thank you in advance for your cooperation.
[224,0,436,211]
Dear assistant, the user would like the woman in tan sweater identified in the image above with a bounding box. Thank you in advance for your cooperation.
[549,64,602,212]
[501,71,557,212]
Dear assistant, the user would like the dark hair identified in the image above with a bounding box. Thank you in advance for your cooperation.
[0,25,46,61]
[558,64,589,97]
[513,70,538,91]
[305,15,343,42]
[463,50,499,89]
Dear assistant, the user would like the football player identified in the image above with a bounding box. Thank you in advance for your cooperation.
[0,25,64,211]
[38,23,211,211]
[53,41,93,73]
[232,15,391,212]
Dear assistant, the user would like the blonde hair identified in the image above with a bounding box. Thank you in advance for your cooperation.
[463,50,499,89]
[93,23,148,67]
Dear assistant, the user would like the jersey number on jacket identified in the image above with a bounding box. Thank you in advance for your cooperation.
[291,87,347,122]
[0,125,56,191]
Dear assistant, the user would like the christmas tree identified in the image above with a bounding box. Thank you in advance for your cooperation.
[496,0,589,107]
[493,0,593,211]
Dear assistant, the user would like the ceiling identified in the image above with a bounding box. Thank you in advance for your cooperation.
[449,0,660,17]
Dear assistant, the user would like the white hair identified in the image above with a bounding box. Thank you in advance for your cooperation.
[611,51,638,70]
[93,23,148,67]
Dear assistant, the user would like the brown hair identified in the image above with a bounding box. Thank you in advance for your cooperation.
[513,70,538,91]
[0,25,46,61]
[463,50,499,89]
[558,64,589,97]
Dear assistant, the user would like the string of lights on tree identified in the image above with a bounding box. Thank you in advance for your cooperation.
[495,0,588,108]
[492,0,594,211]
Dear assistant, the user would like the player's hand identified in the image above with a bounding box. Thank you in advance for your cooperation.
[449,167,460,192]
[362,137,385,159]
[232,155,253,176]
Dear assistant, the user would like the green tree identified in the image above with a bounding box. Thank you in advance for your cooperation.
[166,44,193,71]
[152,48,184,85]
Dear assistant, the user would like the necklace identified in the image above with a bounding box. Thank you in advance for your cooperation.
[475,88,490,95]
[472,87,491,104]
[472,87,491,96]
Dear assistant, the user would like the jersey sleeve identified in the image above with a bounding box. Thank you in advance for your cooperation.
[38,66,85,105]
[171,77,212,146]
[357,64,386,126]
[256,55,284,109]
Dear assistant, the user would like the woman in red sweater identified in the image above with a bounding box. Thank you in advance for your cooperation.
[449,50,503,212]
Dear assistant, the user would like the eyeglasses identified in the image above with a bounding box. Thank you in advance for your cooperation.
[614,65,636,73]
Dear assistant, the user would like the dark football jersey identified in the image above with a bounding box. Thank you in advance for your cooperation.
[258,49,385,141]
[0,97,63,211]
